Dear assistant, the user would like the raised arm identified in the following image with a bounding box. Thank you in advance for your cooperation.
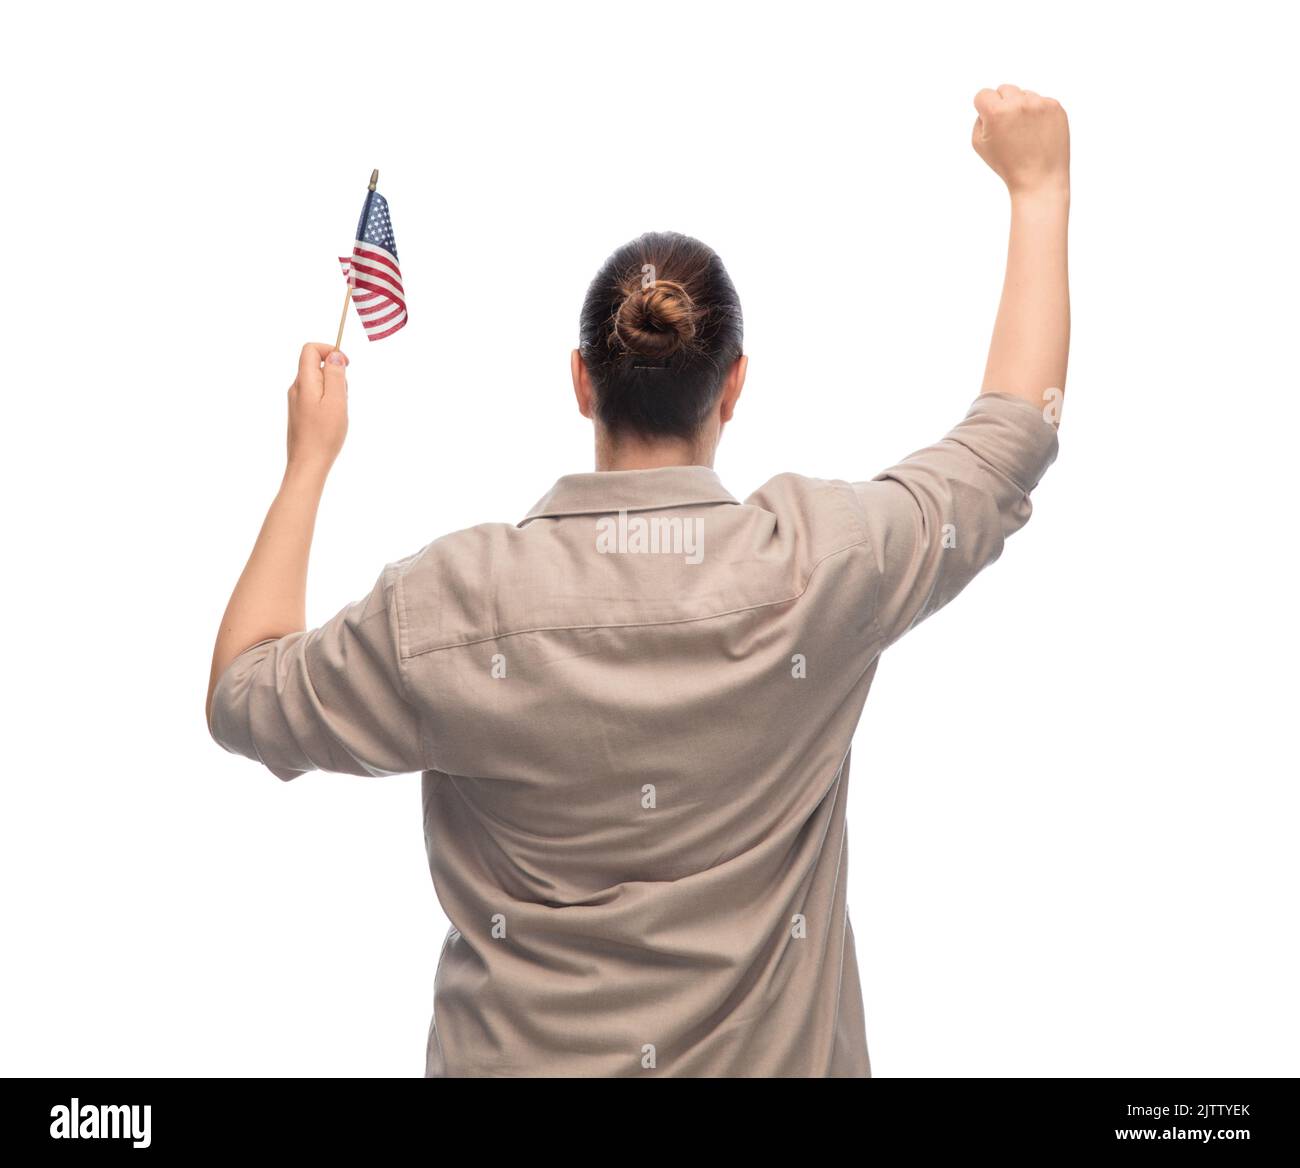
[205,342,426,780]
[205,343,349,729]
[973,84,1071,415]
[851,85,1066,647]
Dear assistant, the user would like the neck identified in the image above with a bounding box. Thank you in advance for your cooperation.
[595,431,713,472]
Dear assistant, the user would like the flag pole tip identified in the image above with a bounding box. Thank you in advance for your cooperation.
[368,169,379,191]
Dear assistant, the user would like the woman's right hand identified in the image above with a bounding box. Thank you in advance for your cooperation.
[972,84,1070,198]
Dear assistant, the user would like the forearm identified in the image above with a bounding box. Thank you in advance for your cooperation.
[981,187,1070,411]
[206,460,329,726]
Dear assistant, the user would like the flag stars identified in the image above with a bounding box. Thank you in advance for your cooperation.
[357,194,400,260]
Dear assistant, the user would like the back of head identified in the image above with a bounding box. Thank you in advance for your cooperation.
[578,231,744,440]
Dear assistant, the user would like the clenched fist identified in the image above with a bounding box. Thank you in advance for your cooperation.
[286,342,349,474]
[972,84,1070,197]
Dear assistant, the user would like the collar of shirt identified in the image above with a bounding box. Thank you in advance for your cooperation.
[518,465,740,526]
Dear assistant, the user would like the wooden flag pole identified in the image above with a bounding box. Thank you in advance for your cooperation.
[334,169,380,351]
[333,288,352,352]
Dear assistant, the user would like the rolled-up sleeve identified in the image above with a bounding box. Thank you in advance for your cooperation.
[853,391,1060,648]
[207,563,426,780]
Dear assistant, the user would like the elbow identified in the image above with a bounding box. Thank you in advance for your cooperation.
[206,661,237,750]
[205,691,238,759]
[266,763,306,783]
[204,649,310,783]
[205,702,304,783]
[204,667,249,761]
[204,690,220,745]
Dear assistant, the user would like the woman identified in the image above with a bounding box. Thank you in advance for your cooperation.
[206,84,1069,1077]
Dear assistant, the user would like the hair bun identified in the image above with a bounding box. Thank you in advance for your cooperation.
[612,278,698,361]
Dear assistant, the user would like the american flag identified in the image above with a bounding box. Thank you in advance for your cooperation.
[338,188,407,341]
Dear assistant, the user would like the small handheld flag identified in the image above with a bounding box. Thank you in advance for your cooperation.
[334,170,407,347]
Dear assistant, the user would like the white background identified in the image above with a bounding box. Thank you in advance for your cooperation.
[2,0,1296,1077]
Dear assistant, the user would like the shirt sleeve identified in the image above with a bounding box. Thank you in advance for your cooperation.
[207,563,426,780]
[852,391,1060,649]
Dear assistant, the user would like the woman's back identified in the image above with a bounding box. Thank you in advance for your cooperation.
[412,466,879,1075]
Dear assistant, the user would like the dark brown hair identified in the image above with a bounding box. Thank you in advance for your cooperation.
[578,231,744,439]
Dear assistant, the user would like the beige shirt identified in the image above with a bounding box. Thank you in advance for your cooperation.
[209,391,1059,1077]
